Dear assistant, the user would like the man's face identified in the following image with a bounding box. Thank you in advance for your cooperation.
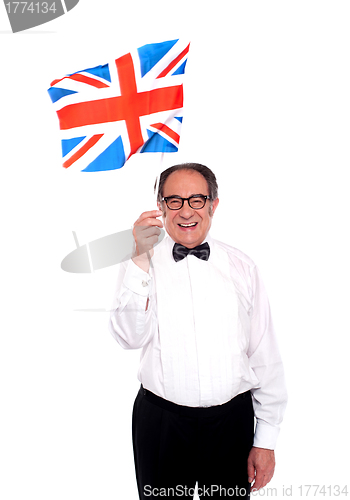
[158,169,219,248]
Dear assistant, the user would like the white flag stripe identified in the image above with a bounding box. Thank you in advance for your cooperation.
[107,58,122,97]
[138,40,190,85]
[139,110,182,134]
[59,120,126,140]
[51,85,121,112]
[130,49,187,93]
[147,127,180,148]
[51,72,182,113]
[52,69,112,90]
[62,136,92,163]
[66,129,129,173]
[51,77,104,96]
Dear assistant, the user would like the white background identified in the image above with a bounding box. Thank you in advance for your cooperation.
[1,1,349,499]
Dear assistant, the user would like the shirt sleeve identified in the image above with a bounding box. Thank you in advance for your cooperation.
[248,265,288,450]
[109,259,157,349]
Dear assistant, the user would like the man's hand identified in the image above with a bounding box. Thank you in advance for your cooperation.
[132,210,163,271]
[247,447,275,492]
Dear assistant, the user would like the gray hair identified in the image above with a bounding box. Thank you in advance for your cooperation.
[156,163,218,203]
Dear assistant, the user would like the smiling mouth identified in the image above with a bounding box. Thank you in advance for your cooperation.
[178,222,198,228]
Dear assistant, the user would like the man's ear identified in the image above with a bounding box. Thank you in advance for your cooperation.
[211,198,219,216]
[157,200,166,216]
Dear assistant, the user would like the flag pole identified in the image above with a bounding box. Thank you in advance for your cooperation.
[148,153,165,268]
[154,152,164,203]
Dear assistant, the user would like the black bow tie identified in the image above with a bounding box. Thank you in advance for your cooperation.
[172,242,210,262]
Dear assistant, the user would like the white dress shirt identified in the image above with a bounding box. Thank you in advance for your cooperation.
[109,234,287,450]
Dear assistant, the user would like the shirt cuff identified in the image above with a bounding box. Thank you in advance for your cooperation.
[253,420,280,450]
[123,259,151,297]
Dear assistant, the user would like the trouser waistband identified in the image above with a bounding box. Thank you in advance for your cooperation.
[140,385,251,418]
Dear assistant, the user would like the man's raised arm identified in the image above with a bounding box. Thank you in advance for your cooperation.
[108,210,163,349]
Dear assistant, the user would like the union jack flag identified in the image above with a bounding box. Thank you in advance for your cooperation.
[48,39,190,172]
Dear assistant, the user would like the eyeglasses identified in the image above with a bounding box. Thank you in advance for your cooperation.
[161,195,211,210]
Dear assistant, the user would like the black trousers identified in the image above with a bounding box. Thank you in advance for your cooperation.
[132,386,254,499]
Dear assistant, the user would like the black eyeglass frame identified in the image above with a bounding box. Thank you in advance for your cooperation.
[161,195,211,210]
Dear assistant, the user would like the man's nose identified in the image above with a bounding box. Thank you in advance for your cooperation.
[179,200,195,217]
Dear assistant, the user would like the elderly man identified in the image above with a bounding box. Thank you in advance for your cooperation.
[109,163,287,499]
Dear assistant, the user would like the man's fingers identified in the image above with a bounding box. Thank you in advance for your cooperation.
[145,226,161,238]
[134,210,163,228]
[136,209,163,220]
[251,471,264,492]
[135,217,163,229]
[134,226,161,236]
[138,226,161,241]
[133,224,162,257]
[133,226,161,244]
[247,461,255,484]
[250,470,274,492]
[147,235,161,247]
